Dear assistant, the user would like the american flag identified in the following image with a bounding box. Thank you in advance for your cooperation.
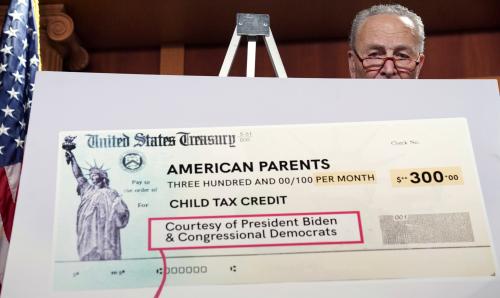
[0,0,40,287]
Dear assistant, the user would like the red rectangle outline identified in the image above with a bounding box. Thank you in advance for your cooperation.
[148,211,364,251]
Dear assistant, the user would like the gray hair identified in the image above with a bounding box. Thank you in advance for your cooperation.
[349,4,425,52]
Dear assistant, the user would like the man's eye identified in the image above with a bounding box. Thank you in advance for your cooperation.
[396,53,410,59]
[367,52,380,57]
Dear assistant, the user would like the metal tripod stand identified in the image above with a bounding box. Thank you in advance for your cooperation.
[219,13,287,78]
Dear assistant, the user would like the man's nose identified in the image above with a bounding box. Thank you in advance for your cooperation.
[380,59,397,78]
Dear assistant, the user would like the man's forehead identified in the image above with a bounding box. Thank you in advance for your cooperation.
[356,14,418,49]
[360,14,416,33]
[363,44,414,52]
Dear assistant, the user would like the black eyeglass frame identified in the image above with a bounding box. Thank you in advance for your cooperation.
[352,49,421,73]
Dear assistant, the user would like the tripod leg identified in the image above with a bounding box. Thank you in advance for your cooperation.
[246,36,257,78]
[264,29,288,78]
[219,27,241,77]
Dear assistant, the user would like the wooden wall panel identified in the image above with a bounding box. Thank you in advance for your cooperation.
[83,31,499,79]
[29,0,500,49]
[422,32,500,78]
[86,49,160,74]
[160,45,185,75]
[183,40,350,78]
[182,46,227,76]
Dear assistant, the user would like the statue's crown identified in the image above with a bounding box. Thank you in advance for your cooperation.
[85,161,109,178]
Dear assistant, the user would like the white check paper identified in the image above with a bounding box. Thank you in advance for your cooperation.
[52,118,495,291]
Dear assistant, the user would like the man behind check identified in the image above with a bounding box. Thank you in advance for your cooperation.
[348,4,425,79]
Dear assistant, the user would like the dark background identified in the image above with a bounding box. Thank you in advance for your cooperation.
[3,0,499,78]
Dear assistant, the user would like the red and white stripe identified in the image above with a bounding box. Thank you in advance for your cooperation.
[0,163,21,286]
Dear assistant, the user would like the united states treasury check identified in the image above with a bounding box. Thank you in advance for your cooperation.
[52,118,495,291]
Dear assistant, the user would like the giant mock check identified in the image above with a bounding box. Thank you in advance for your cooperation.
[52,118,495,291]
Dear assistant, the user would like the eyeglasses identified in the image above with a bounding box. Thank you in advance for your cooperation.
[353,49,421,73]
